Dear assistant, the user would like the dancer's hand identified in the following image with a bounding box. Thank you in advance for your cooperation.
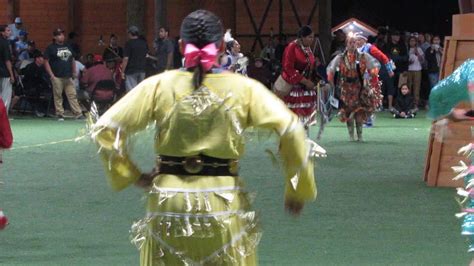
[134,173,154,189]
[450,108,472,121]
[285,199,304,216]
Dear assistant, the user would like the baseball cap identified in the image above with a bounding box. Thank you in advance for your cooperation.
[19,30,28,36]
[27,40,35,46]
[14,17,22,24]
[93,54,103,63]
[128,25,140,35]
[53,28,65,36]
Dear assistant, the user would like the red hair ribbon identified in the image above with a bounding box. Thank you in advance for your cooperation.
[184,43,218,71]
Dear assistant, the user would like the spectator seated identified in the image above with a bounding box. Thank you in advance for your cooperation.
[16,50,52,116]
[80,55,117,114]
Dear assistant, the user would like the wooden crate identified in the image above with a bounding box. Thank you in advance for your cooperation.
[439,36,474,79]
[424,13,474,187]
[424,102,473,187]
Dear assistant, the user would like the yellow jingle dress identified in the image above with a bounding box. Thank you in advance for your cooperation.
[92,70,316,265]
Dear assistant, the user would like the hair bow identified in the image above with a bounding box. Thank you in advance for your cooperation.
[184,43,218,71]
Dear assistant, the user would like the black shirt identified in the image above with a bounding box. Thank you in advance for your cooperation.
[153,38,174,72]
[22,62,48,86]
[383,42,408,73]
[425,47,442,73]
[0,36,12,78]
[103,46,123,61]
[124,38,148,74]
[44,43,74,78]
[21,62,49,94]
[395,94,415,113]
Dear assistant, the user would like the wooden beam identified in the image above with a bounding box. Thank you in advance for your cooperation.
[243,0,263,52]
[288,0,302,28]
[231,0,237,34]
[127,0,145,32]
[307,0,319,25]
[154,0,167,35]
[318,0,331,64]
[251,0,273,51]
[6,0,16,24]
[278,0,283,35]
[67,0,77,34]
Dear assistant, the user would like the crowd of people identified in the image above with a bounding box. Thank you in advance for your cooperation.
[0,15,443,127]
[0,18,180,120]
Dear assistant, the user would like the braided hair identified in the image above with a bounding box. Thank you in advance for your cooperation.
[180,10,224,89]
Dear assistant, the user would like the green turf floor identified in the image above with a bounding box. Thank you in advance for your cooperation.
[0,112,471,265]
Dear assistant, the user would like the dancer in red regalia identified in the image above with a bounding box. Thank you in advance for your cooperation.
[0,98,12,230]
[274,25,318,128]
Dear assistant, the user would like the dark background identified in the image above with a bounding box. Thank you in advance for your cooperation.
[332,0,460,36]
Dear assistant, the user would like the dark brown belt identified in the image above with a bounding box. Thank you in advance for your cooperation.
[157,155,239,176]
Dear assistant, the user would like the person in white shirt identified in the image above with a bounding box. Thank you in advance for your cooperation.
[8,17,24,42]
[73,59,85,91]
[407,36,424,106]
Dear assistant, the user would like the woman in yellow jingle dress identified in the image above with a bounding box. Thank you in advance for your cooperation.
[92,10,317,266]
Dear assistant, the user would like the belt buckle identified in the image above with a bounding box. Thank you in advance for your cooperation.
[183,156,204,174]
[228,159,239,175]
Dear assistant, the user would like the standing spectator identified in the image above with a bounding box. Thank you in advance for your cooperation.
[418,33,430,52]
[0,25,14,112]
[148,26,174,74]
[103,34,123,62]
[425,35,443,89]
[15,31,28,67]
[121,26,147,91]
[374,27,388,50]
[73,56,85,91]
[384,30,408,110]
[8,17,24,42]
[274,34,287,63]
[330,29,346,58]
[424,33,433,48]
[44,28,83,120]
[172,36,182,69]
[407,36,424,106]
[67,32,81,59]
[260,37,276,62]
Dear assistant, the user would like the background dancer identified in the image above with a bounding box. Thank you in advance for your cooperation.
[92,10,318,265]
[355,33,394,127]
[327,35,382,141]
[221,29,248,75]
[274,25,318,131]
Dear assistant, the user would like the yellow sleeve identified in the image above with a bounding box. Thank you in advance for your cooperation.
[246,79,316,203]
[92,77,160,191]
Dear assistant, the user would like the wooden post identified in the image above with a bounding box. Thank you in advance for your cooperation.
[127,0,145,32]
[67,0,77,34]
[318,0,331,64]
[154,0,167,36]
[278,0,283,35]
[6,0,16,24]
[458,0,474,13]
